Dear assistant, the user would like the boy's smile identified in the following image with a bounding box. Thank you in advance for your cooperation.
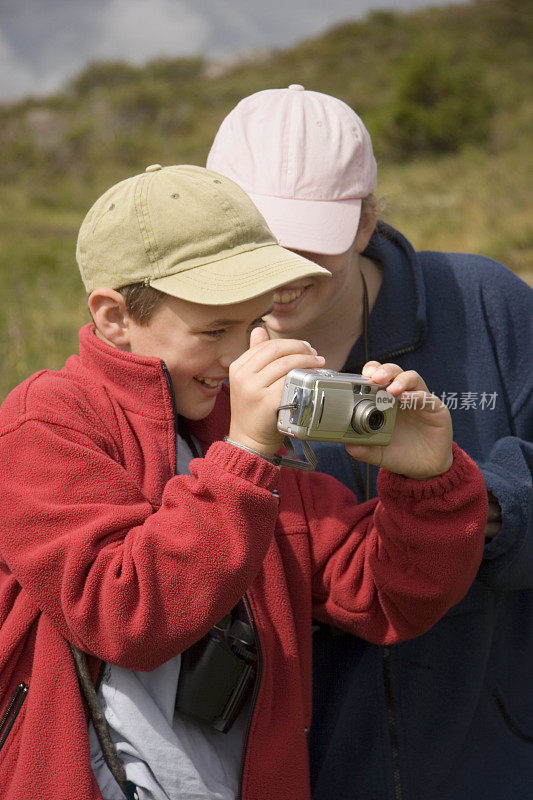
[123,292,274,420]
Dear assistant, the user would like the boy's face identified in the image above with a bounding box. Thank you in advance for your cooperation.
[126,292,273,420]
[264,247,355,335]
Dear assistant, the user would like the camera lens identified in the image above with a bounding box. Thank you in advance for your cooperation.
[351,401,385,434]
[368,409,385,430]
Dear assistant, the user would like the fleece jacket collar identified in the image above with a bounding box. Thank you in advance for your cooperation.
[345,222,427,371]
[76,323,175,421]
[75,323,230,452]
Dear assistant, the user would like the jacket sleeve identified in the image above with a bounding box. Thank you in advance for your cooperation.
[302,444,487,644]
[475,264,533,590]
[0,421,279,670]
[477,429,533,593]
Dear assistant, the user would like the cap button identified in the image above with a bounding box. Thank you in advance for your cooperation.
[288,84,305,91]
[145,164,162,172]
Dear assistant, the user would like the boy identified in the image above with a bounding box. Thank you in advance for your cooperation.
[0,164,487,800]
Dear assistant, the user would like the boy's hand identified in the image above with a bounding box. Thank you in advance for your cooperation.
[346,361,454,480]
[228,327,325,456]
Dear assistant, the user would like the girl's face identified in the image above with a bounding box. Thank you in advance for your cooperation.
[126,292,273,420]
[264,246,356,335]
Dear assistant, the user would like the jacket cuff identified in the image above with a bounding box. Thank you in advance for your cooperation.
[204,440,280,493]
[378,443,474,499]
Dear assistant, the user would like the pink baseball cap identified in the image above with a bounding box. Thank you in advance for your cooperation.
[207,85,377,255]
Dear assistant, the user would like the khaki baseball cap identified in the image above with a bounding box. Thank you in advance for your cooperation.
[76,164,330,305]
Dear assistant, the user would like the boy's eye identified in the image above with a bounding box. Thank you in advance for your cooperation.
[202,318,265,339]
[204,329,226,339]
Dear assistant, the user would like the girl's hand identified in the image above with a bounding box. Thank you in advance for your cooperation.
[346,361,453,480]
[228,327,325,456]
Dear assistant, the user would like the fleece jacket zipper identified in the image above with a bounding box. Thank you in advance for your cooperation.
[0,683,29,752]
[162,361,263,800]
[383,647,403,800]
[237,595,263,800]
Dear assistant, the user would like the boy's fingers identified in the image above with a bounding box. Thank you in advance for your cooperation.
[361,360,384,377]
[231,333,274,369]
[258,353,325,388]
[249,326,270,348]
[232,338,319,374]
[363,362,403,385]
[345,443,384,467]
[395,390,446,419]
[363,361,440,408]
[387,370,429,396]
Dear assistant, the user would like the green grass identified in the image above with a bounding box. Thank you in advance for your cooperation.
[0,0,531,400]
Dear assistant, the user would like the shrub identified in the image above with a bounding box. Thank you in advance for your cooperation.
[69,61,138,94]
[383,46,495,158]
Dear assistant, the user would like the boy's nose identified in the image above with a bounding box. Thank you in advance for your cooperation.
[219,332,253,368]
[219,350,241,369]
[218,355,232,369]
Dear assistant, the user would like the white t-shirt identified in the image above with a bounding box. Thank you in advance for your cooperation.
[90,435,249,800]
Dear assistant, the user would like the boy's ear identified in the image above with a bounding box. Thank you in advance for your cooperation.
[88,288,131,349]
[353,204,378,254]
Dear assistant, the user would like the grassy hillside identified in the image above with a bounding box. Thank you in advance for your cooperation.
[0,0,531,398]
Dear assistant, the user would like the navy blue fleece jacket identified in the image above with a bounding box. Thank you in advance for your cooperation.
[309,223,533,800]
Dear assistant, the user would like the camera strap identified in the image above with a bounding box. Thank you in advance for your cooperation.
[361,270,371,501]
[69,643,138,800]
[279,437,318,470]
[224,435,318,471]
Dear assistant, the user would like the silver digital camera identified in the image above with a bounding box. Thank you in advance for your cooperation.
[277,368,397,446]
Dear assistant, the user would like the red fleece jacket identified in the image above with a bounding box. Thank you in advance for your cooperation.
[0,324,486,800]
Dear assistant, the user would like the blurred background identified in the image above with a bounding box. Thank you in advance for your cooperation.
[0,0,531,399]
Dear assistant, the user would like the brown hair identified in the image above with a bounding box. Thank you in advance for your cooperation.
[361,193,378,216]
[117,283,165,325]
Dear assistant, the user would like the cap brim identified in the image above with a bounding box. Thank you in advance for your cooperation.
[149,243,330,305]
[247,194,361,255]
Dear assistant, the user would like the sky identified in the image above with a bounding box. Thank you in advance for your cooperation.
[0,0,469,102]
